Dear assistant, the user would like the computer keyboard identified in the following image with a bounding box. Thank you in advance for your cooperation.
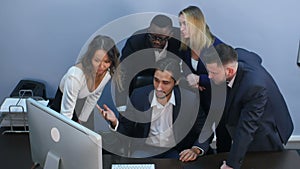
[111,164,155,169]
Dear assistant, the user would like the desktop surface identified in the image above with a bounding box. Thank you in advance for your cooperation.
[183,150,300,169]
[104,150,300,169]
[1,127,300,169]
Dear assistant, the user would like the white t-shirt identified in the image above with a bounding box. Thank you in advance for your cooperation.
[191,57,198,71]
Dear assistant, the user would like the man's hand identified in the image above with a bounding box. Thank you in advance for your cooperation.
[96,104,118,128]
[179,147,200,162]
[220,161,233,169]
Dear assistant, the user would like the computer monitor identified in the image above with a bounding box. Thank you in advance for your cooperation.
[26,98,102,169]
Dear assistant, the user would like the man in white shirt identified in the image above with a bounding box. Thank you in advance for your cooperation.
[98,57,207,159]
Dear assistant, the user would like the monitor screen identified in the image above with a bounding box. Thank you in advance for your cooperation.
[26,98,102,169]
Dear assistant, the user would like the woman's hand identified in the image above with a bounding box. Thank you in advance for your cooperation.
[186,73,199,87]
[186,73,206,91]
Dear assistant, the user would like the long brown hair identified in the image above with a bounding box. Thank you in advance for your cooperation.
[78,35,121,90]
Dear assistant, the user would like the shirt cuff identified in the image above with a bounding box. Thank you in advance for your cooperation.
[192,146,205,156]
[109,120,119,131]
[116,105,127,112]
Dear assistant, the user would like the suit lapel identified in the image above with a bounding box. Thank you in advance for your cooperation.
[224,63,244,118]
[143,110,152,138]
[172,87,181,142]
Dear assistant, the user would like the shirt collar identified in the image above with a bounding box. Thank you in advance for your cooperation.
[154,41,168,52]
[227,73,236,88]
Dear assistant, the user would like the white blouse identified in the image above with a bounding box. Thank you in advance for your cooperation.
[59,66,111,122]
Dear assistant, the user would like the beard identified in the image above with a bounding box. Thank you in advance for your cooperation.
[155,90,172,100]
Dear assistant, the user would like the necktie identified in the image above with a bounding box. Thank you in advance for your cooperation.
[226,83,231,103]
[223,84,231,123]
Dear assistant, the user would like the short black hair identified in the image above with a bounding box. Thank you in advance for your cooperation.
[150,14,173,28]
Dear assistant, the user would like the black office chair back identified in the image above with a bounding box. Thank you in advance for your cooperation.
[129,69,154,96]
[10,79,47,100]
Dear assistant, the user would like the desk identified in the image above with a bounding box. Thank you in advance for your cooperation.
[184,150,300,169]
[104,150,300,169]
[0,128,299,169]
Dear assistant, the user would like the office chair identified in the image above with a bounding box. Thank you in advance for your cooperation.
[10,79,47,100]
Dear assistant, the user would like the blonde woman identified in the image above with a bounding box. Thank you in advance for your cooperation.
[49,35,121,123]
[178,6,224,162]
[178,6,224,114]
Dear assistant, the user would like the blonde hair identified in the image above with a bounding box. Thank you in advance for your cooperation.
[179,6,214,53]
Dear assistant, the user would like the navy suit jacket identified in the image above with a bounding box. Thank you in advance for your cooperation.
[218,48,294,169]
[117,27,181,107]
[117,85,206,152]
[120,27,181,62]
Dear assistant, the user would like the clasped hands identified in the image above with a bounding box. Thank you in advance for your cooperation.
[186,73,206,91]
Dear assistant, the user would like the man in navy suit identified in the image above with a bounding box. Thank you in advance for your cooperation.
[116,14,181,110]
[199,43,294,169]
[120,14,180,62]
[98,57,207,159]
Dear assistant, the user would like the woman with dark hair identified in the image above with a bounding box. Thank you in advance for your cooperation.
[49,35,121,123]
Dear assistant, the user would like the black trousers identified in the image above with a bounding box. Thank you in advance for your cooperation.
[48,87,79,122]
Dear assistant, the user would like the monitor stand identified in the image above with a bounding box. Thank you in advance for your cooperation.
[44,151,60,169]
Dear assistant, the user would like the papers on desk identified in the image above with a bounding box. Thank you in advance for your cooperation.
[0,98,49,112]
[0,98,49,127]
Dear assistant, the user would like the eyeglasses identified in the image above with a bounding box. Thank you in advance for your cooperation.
[148,34,170,43]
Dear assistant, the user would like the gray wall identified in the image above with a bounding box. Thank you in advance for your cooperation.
[1,0,299,135]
